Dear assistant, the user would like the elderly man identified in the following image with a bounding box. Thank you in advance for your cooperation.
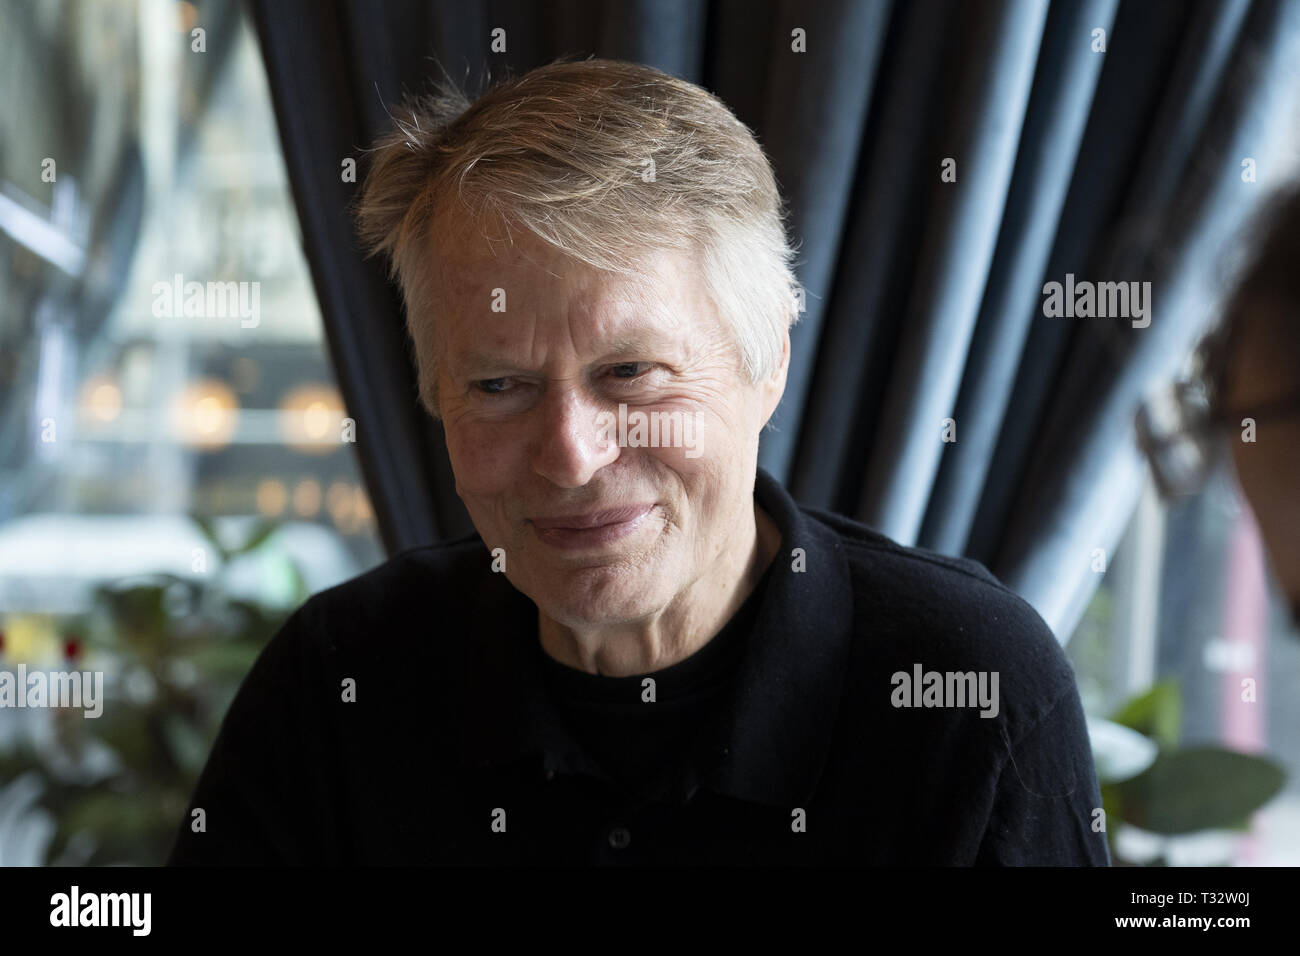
[167,58,1108,865]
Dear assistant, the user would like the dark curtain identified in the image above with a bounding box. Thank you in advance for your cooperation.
[249,0,1299,639]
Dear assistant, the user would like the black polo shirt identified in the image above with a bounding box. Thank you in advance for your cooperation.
[536,557,771,804]
[166,468,1110,866]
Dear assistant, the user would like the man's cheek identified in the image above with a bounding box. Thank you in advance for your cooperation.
[449,423,509,480]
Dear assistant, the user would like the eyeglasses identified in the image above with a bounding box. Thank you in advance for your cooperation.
[1136,380,1300,498]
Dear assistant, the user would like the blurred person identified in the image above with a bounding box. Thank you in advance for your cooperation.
[1137,182,1300,627]
[166,57,1108,866]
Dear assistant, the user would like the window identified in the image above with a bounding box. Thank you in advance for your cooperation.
[1069,461,1300,865]
[0,1,383,865]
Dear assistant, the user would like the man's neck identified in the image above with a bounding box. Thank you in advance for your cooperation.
[538,501,781,677]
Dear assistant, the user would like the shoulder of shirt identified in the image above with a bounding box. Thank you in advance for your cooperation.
[798,501,1005,591]
[303,528,488,603]
[270,530,491,658]
[797,502,1080,738]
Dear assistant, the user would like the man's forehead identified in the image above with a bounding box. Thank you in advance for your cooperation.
[431,227,705,343]
[446,311,697,376]
[436,226,681,294]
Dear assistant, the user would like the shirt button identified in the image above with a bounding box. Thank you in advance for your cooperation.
[607,826,631,850]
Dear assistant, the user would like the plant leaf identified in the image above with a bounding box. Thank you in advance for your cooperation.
[1113,747,1285,834]
[1110,680,1181,749]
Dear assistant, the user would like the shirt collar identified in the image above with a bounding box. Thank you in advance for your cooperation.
[455,467,855,808]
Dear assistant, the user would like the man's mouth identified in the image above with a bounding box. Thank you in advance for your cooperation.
[528,504,655,549]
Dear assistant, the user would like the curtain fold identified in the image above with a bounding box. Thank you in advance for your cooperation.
[856,0,1049,543]
[789,0,957,512]
[747,0,892,480]
[250,0,1299,639]
[919,0,1119,555]
[997,0,1300,631]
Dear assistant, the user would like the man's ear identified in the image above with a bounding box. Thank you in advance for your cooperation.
[760,327,791,429]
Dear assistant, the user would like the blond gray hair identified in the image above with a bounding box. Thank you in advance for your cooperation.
[354,56,800,418]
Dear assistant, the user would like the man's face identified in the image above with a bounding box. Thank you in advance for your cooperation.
[428,220,786,628]
[1225,302,1300,618]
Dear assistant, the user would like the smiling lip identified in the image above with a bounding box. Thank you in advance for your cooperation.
[529,504,655,549]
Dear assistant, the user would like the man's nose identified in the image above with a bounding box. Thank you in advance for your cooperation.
[529,387,619,488]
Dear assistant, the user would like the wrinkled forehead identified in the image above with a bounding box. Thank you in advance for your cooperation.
[427,215,723,358]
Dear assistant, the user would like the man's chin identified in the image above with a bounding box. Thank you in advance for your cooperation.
[524,568,663,629]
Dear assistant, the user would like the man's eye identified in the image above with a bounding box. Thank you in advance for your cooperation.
[474,379,511,395]
[610,362,649,379]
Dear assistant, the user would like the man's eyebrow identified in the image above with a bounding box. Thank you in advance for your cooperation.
[452,332,685,378]
[599,332,682,357]
[454,351,525,377]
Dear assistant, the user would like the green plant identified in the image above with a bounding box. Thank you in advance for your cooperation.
[1092,680,1286,865]
[0,516,305,865]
